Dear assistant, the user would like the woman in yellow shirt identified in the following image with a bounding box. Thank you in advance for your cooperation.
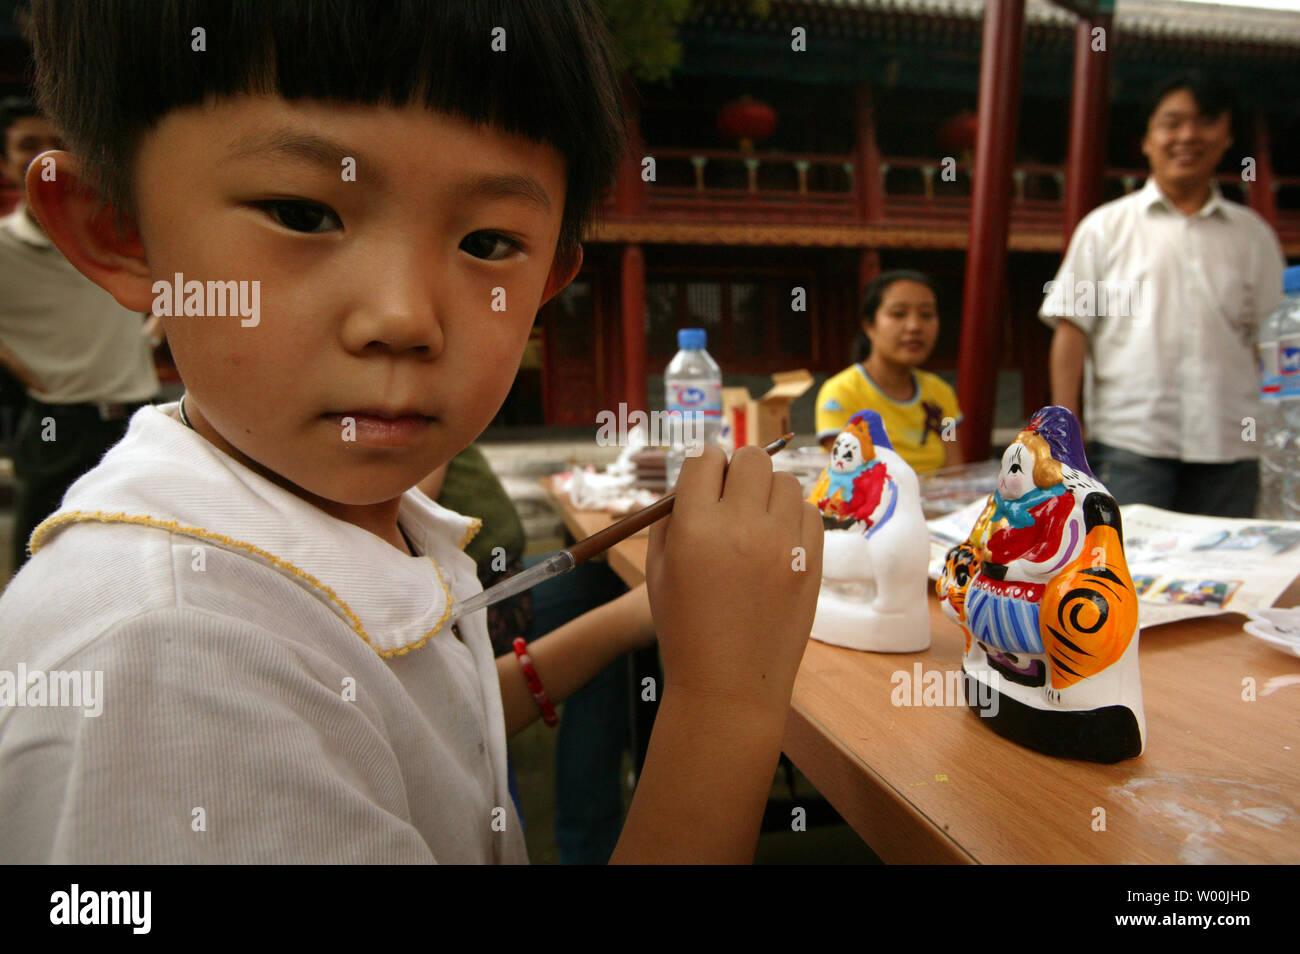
[816,270,963,472]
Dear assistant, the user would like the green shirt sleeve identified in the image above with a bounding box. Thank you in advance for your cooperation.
[435,444,525,571]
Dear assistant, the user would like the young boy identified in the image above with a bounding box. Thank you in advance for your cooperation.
[0,0,823,863]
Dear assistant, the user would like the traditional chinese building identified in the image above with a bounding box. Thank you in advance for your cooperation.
[536,0,1300,445]
[3,0,1297,442]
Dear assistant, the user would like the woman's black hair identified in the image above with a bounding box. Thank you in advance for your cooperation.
[852,269,939,364]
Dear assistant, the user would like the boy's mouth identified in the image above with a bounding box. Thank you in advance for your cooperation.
[338,406,435,419]
[324,411,435,447]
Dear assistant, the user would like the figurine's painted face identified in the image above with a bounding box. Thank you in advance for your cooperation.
[830,431,870,473]
[997,441,1036,500]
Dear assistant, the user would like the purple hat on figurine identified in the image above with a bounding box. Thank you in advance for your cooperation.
[847,409,894,452]
[1021,405,1094,479]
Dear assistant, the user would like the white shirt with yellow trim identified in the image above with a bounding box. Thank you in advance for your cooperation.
[0,402,527,863]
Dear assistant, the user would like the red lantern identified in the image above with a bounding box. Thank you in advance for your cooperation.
[716,95,777,152]
[937,110,979,156]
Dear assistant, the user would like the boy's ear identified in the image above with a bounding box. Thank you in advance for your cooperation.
[25,151,155,313]
[539,244,583,306]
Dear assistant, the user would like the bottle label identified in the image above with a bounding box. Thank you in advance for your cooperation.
[1278,335,1300,399]
[666,382,722,416]
[1261,341,1280,400]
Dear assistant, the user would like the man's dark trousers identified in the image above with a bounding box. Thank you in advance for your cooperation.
[11,399,151,570]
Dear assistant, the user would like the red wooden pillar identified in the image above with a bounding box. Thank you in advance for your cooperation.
[956,0,1026,463]
[608,72,650,415]
[603,76,647,417]
[1250,109,1279,230]
[1063,13,1112,241]
[614,76,647,218]
[853,82,885,223]
[858,248,881,304]
[852,248,881,362]
[620,244,647,413]
[1018,9,1113,419]
[600,251,626,411]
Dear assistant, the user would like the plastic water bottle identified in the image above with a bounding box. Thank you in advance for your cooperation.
[664,328,723,489]
[1259,292,1283,517]
[1259,265,1300,519]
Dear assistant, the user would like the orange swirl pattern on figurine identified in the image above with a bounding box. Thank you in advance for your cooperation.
[1039,521,1139,690]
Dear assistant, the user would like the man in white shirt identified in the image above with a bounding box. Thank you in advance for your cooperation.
[0,98,160,571]
[1042,73,1285,517]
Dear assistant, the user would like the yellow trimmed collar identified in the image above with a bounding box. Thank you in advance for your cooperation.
[30,403,485,658]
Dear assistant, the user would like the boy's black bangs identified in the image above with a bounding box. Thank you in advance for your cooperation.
[30,0,626,256]
[170,1,587,144]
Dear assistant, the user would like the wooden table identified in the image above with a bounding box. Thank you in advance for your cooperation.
[541,478,1300,864]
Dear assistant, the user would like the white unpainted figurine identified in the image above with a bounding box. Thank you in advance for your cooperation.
[807,410,930,652]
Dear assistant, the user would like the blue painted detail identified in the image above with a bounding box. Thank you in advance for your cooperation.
[967,586,1043,655]
[848,409,893,451]
[862,479,898,541]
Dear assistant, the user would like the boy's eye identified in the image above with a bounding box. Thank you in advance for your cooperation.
[461,231,521,261]
[258,200,341,234]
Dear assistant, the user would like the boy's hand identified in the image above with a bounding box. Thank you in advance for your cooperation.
[645,444,823,720]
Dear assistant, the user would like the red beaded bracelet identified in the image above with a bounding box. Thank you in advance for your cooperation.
[512,637,558,728]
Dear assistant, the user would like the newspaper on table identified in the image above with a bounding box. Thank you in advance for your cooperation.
[926,499,1300,629]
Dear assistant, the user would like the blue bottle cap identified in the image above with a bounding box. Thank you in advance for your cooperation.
[677,328,707,350]
[1285,266,1300,296]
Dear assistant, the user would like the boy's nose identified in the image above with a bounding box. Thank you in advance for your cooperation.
[341,259,445,358]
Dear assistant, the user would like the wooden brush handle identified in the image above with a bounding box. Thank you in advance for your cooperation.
[567,494,675,565]
[564,433,793,566]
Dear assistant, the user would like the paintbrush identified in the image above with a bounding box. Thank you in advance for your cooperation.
[450,432,795,621]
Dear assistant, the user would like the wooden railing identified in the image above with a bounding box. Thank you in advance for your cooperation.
[610,147,1300,237]
[633,146,859,219]
[882,159,1299,217]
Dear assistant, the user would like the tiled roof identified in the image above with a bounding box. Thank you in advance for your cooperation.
[768,0,1300,47]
